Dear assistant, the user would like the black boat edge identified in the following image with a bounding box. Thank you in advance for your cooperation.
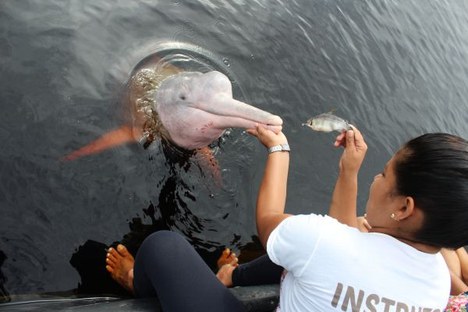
[0,284,279,312]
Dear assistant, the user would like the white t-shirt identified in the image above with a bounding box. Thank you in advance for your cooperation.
[267,214,450,312]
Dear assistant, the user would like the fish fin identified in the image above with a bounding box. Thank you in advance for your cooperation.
[62,125,137,161]
[326,108,337,115]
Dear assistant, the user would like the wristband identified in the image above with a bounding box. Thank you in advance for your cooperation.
[268,143,290,154]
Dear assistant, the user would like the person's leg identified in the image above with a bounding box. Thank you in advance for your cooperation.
[232,254,283,287]
[133,230,246,312]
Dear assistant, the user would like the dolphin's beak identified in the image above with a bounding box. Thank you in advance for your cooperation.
[198,94,283,132]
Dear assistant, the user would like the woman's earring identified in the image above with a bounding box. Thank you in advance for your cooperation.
[390,213,398,221]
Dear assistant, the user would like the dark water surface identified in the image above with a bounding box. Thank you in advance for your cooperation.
[1,0,468,301]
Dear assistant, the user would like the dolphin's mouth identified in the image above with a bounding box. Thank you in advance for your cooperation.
[192,106,282,126]
[193,94,283,130]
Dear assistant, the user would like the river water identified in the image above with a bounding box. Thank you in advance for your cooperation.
[1,0,467,301]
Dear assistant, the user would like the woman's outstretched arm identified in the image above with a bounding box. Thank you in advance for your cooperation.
[247,125,292,248]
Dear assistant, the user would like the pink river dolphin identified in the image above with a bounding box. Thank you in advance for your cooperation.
[63,69,283,162]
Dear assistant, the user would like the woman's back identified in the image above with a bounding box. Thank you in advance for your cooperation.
[267,214,450,311]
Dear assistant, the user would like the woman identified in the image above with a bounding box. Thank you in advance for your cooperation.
[106,126,468,311]
[245,126,468,311]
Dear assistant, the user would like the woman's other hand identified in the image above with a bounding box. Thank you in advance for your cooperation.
[357,216,372,232]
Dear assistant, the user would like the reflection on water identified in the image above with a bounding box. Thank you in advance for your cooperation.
[1,0,468,302]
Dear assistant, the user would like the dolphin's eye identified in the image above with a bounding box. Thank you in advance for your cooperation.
[179,94,186,100]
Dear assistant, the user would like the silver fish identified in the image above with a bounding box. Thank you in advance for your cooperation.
[302,112,352,133]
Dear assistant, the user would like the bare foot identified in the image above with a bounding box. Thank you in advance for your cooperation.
[217,264,237,287]
[106,244,135,294]
[216,248,239,287]
[217,248,238,269]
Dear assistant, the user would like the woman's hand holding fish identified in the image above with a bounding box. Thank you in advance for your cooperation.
[334,127,367,175]
[329,127,367,227]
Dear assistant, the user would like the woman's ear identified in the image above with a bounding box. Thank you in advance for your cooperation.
[397,196,415,221]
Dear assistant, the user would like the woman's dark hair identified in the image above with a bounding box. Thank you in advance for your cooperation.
[393,133,468,249]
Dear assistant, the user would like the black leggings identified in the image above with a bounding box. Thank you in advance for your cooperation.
[232,253,283,287]
[134,230,246,312]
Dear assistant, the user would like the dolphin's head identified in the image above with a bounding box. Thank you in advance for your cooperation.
[153,71,282,150]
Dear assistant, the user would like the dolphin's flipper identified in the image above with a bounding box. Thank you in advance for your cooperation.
[194,146,222,188]
[62,125,137,161]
